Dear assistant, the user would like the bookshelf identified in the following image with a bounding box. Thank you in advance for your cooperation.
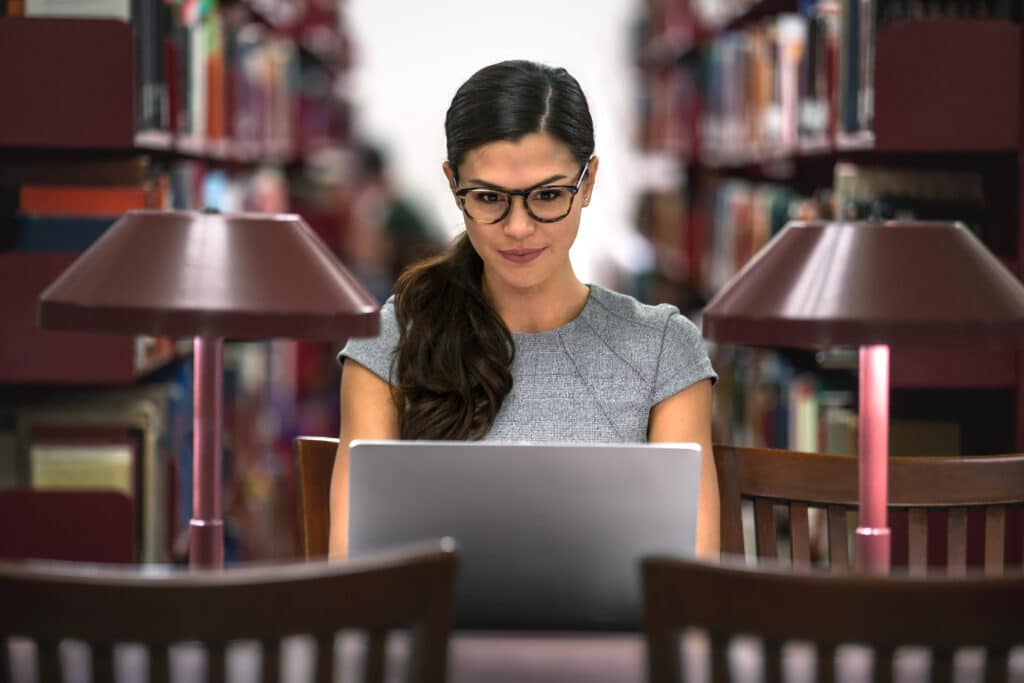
[633,0,1024,455]
[0,3,359,563]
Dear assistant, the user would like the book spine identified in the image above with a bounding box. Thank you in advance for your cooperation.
[19,185,148,216]
[840,0,861,133]
[15,216,113,251]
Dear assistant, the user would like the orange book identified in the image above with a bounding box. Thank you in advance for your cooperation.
[19,185,149,216]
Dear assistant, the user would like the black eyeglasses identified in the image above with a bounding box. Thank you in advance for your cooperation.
[455,159,592,225]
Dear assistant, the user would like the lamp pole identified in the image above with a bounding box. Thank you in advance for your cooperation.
[857,344,891,573]
[190,335,225,569]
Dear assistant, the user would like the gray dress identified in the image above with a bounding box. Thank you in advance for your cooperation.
[339,284,716,443]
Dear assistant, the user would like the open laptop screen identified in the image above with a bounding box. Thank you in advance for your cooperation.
[348,440,702,631]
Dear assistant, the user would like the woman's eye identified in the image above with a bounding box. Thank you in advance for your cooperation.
[532,188,566,202]
[475,192,504,204]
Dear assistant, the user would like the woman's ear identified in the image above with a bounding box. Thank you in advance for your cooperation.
[442,162,458,197]
[582,156,599,207]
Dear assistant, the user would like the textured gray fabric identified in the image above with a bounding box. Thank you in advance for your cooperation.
[339,284,716,442]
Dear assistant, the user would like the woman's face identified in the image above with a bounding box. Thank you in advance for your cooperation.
[444,132,597,297]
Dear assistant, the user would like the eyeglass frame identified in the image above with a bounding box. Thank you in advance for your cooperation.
[453,157,593,225]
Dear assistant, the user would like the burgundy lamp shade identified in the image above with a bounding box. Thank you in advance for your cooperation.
[703,221,1024,349]
[38,210,379,341]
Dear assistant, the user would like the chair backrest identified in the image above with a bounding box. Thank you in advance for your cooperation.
[643,555,1024,683]
[295,436,341,559]
[713,444,1024,574]
[0,539,456,683]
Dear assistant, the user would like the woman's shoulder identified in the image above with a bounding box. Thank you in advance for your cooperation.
[585,284,686,334]
[337,295,399,383]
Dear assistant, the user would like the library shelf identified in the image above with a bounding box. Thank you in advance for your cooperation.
[719,0,799,32]
[0,252,138,385]
[0,17,307,166]
[872,20,1019,154]
[0,18,134,151]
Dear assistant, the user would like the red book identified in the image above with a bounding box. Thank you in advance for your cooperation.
[19,185,149,216]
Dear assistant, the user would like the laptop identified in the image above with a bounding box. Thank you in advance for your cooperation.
[347,440,702,631]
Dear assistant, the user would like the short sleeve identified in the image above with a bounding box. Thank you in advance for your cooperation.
[651,312,717,404]
[337,296,400,384]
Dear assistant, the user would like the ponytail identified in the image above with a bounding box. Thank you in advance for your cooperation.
[392,233,514,439]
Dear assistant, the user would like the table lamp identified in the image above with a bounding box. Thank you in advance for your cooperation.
[38,210,380,568]
[703,220,1024,572]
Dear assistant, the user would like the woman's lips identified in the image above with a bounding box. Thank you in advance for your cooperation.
[499,248,544,264]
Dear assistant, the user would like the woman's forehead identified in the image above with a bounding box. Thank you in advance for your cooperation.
[459,133,578,184]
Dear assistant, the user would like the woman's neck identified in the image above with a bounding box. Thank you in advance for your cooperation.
[483,270,590,334]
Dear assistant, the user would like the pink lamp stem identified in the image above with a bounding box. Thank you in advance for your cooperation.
[857,344,891,573]
[189,335,225,569]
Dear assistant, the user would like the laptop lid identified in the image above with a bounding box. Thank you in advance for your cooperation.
[347,440,702,631]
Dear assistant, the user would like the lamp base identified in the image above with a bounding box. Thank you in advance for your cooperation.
[189,519,224,567]
[855,526,891,573]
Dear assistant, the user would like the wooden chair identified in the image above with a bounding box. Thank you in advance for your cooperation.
[643,555,1024,683]
[713,444,1024,574]
[295,436,341,559]
[0,539,456,683]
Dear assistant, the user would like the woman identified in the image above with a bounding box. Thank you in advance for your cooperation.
[330,60,718,558]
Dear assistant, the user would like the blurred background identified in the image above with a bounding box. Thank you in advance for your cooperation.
[2,0,1020,563]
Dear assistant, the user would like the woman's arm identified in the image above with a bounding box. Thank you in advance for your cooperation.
[329,359,399,558]
[648,378,718,559]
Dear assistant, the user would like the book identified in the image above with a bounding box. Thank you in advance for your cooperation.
[31,443,135,497]
[833,162,987,239]
[18,185,150,216]
[0,409,15,488]
[0,251,137,385]
[23,0,130,19]
[14,215,114,251]
[0,155,151,187]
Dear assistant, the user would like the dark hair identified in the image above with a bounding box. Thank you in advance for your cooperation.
[392,61,595,440]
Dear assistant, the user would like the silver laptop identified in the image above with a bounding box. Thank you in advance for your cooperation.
[347,440,702,631]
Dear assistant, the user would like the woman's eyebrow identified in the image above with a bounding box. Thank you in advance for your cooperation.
[465,173,568,191]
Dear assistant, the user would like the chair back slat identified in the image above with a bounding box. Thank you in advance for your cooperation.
[788,502,811,568]
[295,437,339,560]
[985,649,1009,683]
[0,542,456,683]
[710,636,729,683]
[207,641,226,683]
[933,648,956,683]
[753,499,778,560]
[873,646,894,683]
[363,629,387,683]
[764,639,782,683]
[150,643,170,683]
[642,626,680,683]
[0,639,9,683]
[826,506,849,571]
[92,643,114,682]
[314,633,334,683]
[260,640,280,683]
[908,508,929,576]
[816,643,836,683]
[39,639,59,683]
[716,445,746,557]
[947,508,969,575]
[984,506,1007,575]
